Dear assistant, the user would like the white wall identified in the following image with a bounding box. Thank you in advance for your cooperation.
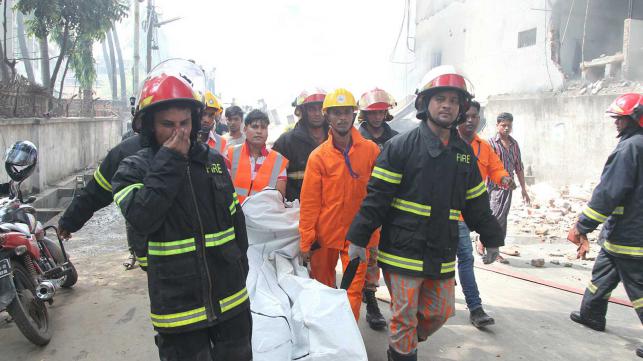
[406,0,565,99]
[0,117,122,193]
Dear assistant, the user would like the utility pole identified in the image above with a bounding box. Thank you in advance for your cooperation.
[133,0,141,93]
[145,0,181,73]
[146,0,154,73]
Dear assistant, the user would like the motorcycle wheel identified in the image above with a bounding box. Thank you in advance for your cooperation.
[60,260,78,288]
[42,237,77,288]
[6,260,52,346]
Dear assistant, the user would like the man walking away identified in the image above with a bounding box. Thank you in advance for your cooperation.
[568,93,643,359]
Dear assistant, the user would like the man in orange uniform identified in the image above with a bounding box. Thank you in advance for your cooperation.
[201,91,228,154]
[299,88,381,320]
[228,109,288,203]
[456,100,513,328]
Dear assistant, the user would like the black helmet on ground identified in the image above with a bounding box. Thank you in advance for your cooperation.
[5,140,38,182]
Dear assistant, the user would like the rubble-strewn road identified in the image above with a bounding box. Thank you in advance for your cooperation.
[1,197,641,360]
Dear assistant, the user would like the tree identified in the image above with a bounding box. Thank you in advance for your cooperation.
[111,24,126,103]
[16,11,35,83]
[106,28,117,100]
[16,0,128,95]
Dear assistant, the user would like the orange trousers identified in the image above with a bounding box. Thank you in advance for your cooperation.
[309,242,368,321]
[383,271,455,355]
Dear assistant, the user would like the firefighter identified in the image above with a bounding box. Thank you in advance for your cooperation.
[568,93,643,359]
[299,88,381,321]
[358,87,399,148]
[58,114,146,270]
[227,109,288,203]
[357,87,398,330]
[201,91,228,154]
[111,59,251,360]
[346,66,503,361]
[272,88,328,201]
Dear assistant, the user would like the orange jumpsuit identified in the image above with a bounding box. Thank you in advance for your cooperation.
[299,127,380,320]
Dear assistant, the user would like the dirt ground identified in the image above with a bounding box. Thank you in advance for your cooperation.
[0,196,641,360]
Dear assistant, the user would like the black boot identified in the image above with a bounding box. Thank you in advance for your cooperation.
[636,345,642,358]
[387,347,417,361]
[569,311,605,331]
[364,290,387,330]
[469,307,495,328]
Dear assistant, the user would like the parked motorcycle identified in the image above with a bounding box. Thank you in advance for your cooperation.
[0,141,77,345]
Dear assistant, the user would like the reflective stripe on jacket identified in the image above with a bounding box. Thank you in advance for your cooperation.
[299,127,381,251]
[347,121,503,279]
[577,127,643,258]
[112,143,249,333]
[227,143,288,203]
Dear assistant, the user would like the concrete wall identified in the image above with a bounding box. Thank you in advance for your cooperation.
[407,0,565,99]
[480,93,620,185]
[0,117,121,193]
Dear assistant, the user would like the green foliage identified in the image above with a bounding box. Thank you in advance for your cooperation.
[69,36,96,89]
[16,0,128,42]
[16,0,128,90]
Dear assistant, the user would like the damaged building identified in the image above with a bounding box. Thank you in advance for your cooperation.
[395,0,643,184]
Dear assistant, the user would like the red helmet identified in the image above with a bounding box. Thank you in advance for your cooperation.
[293,88,326,107]
[132,59,205,131]
[358,88,396,111]
[606,93,643,127]
[415,65,473,122]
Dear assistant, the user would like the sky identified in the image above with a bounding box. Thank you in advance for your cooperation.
[133,0,410,115]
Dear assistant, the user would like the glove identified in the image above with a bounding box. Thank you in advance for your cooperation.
[348,242,367,263]
[482,247,499,264]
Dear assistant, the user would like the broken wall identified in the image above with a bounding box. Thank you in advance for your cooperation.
[481,93,620,186]
[408,0,565,99]
[551,0,643,79]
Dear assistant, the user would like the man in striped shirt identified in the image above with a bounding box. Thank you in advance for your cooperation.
[488,112,531,241]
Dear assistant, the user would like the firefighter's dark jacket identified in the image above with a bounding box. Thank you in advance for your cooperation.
[112,142,249,333]
[58,135,148,264]
[577,126,643,259]
[347,120,504,279]
[358,121,399,149]
[272,120,328,201]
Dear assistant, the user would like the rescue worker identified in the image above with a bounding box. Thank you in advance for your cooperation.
[224,106,246,147]
[358,87,399,148]
[227,109,288,203]
[201,91,228,154]
[272,88,328,201]
[111,60,251,360]
[299,88,381,321]
[357,87,398,330]
[567,93,643,359]
[58,120,147,270]
[456,100,514,328]
[346,66,503,361]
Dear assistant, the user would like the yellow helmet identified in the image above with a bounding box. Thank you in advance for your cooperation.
[203,91,223,112]
[322,88,357,112]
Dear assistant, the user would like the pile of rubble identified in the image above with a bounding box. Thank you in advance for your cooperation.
[508,182,597,244]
